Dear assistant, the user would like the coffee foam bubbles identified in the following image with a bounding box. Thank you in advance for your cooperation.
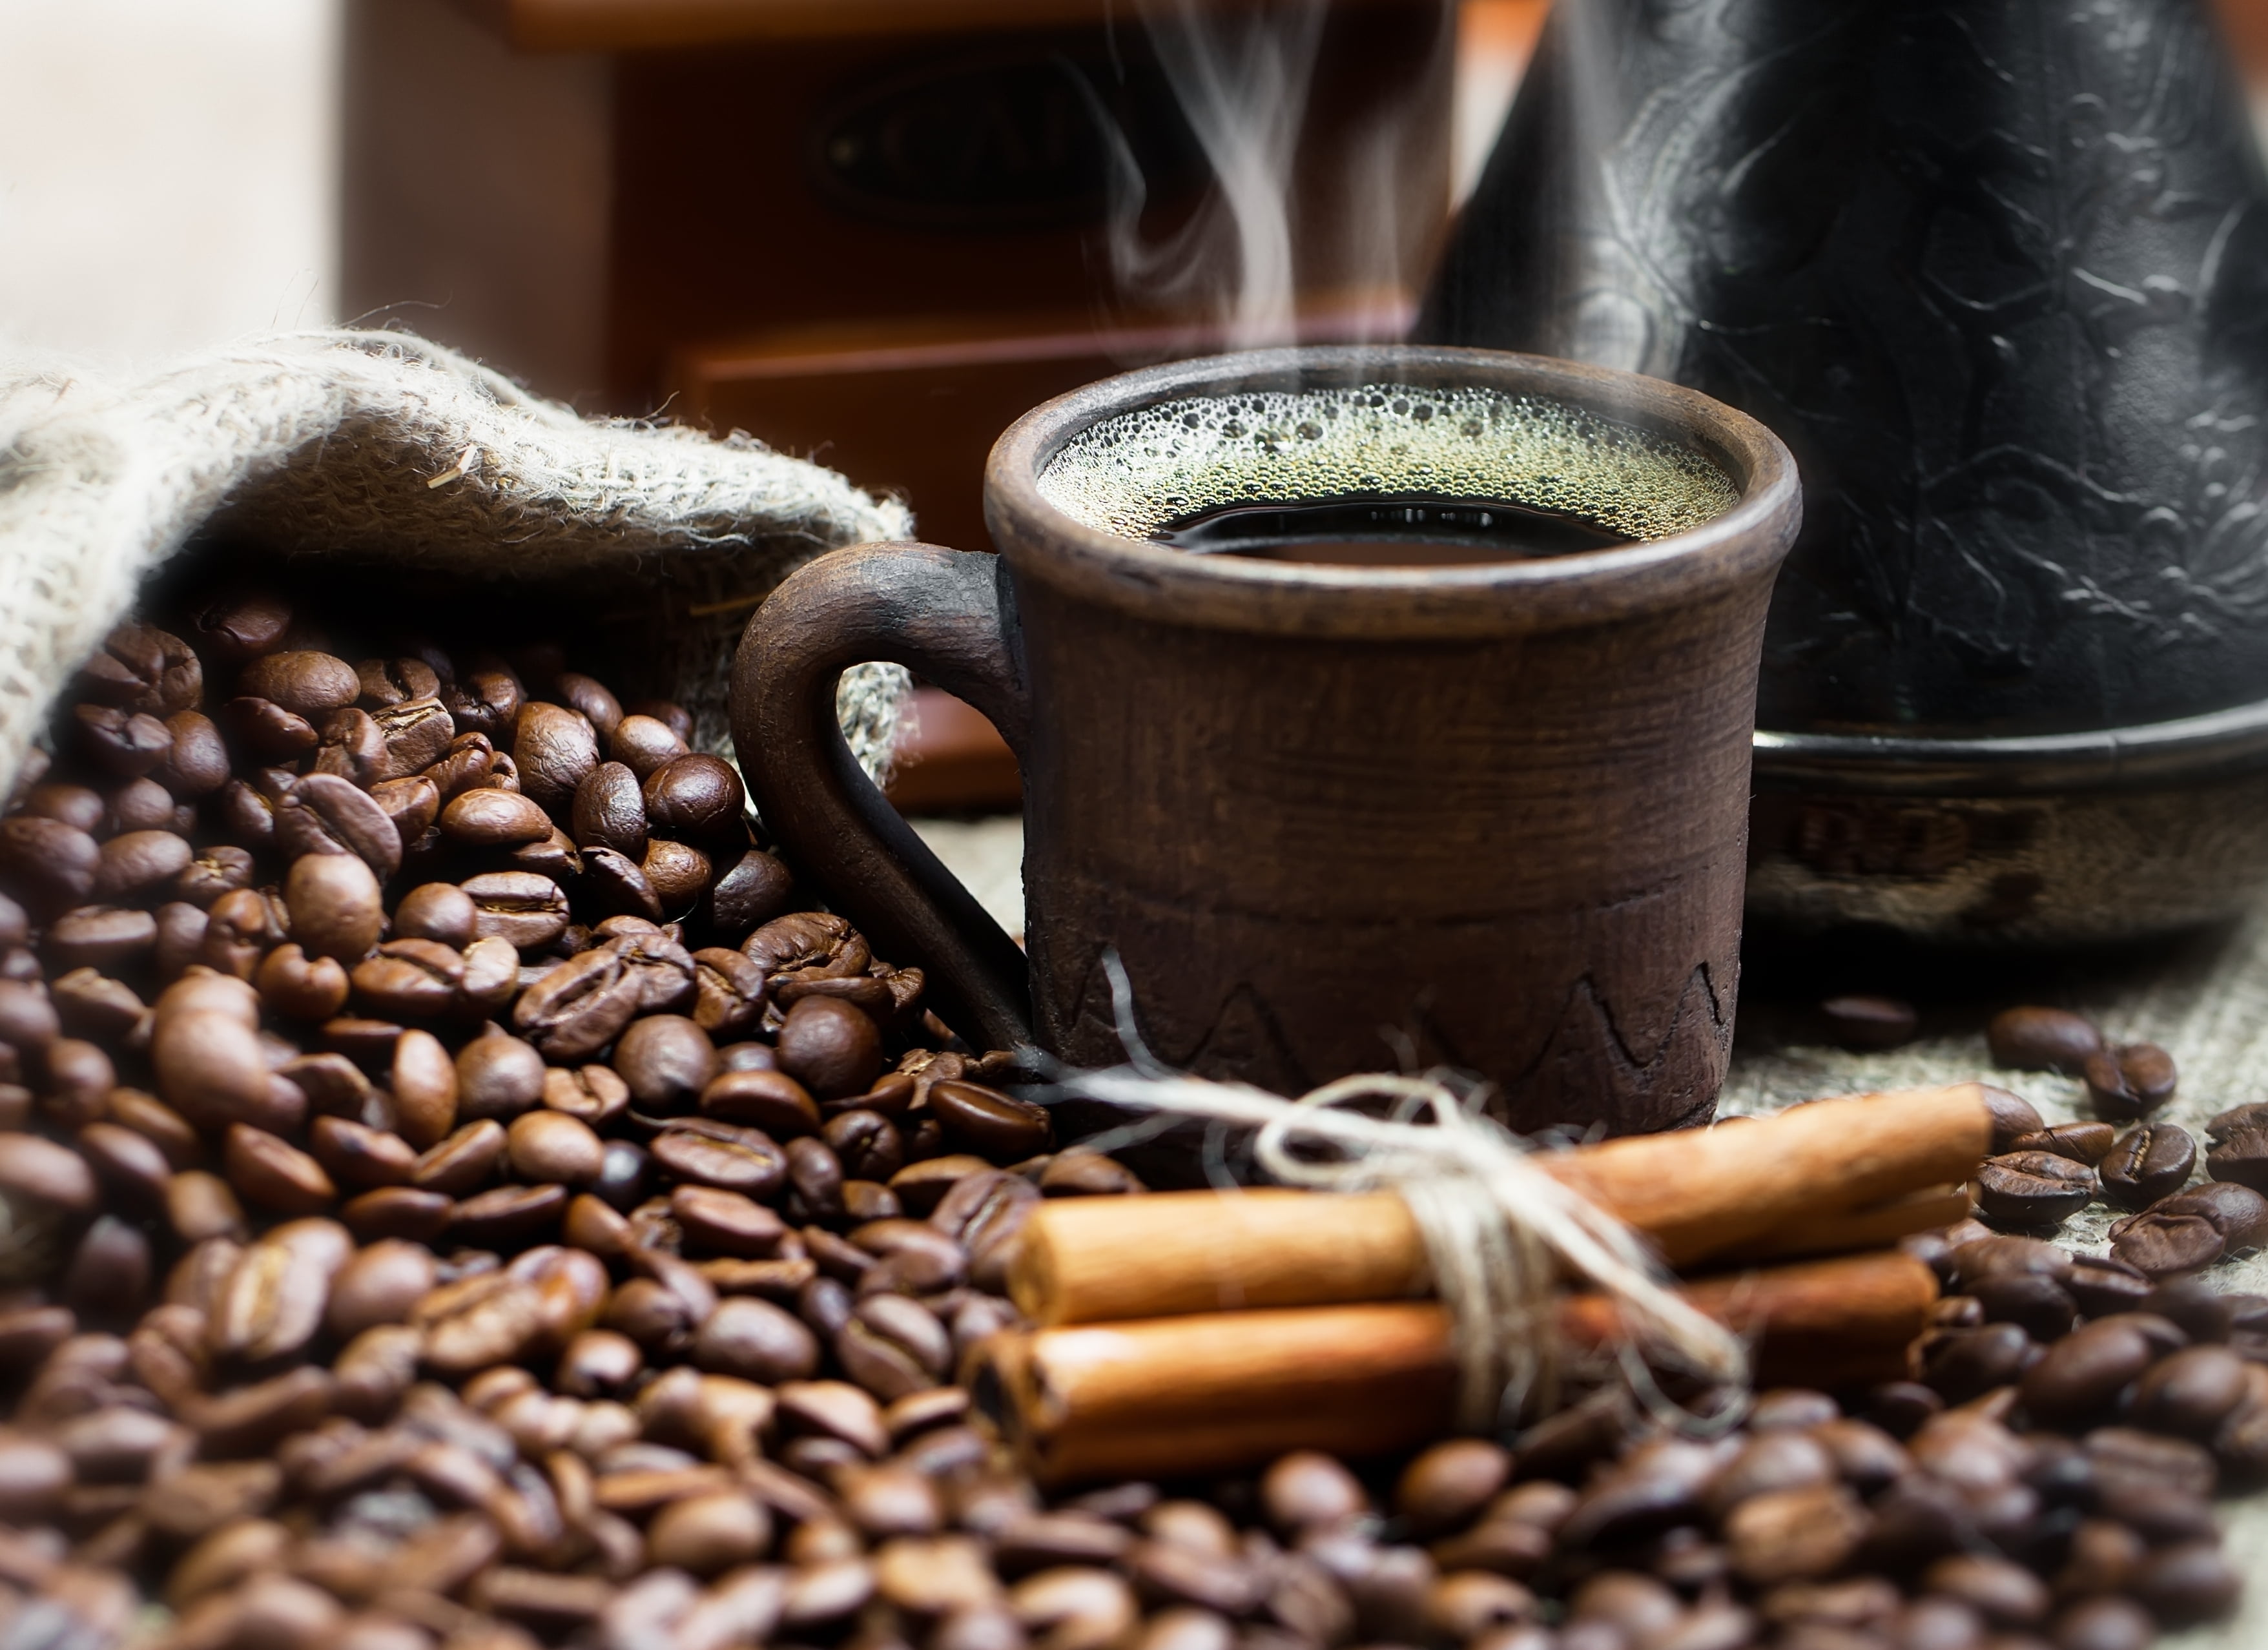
[1036,382,1740,544]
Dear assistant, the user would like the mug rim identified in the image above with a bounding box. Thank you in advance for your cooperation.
[984,344,1800,638]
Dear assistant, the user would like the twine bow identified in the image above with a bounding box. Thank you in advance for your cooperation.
[1048,957,1753,1438]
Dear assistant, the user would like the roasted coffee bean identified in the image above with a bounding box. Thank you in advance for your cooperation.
[651,1119,787,1197]
[2151,1181,2268,1250]
[111,774,185,833]
[642,754,744,841]
[1919,1323,2036,1401]
[2099,1124,2196,1210]
[1976,1152,2097,1228]
[352,939,464,1020]
[1988,1007,2103,1074]
[185,587,289,662]
[2130,1540,2240,1625]
[155,709,232,798]
[608,926,697,1013]
[456,871,566,951]
[1819,995,1917,1051]
[2127,1344,2250,1439]
[2084,1043,2177,1121]
[257,944,352,1022]
[81,621,202,716]
[439,788,553,849]
[787,1135,847,1219]
[76,1121,172,1210]
[613,1014,717,1111]
[510,949,635,1064]
[2205,1110,2268,1193]
[2143,1277,2238,1343]
[74,703,174,776]
[0,816,101,916]
[541,1062,629,1129]
[224,1124,337,1215]
[674,1185,788,1257]
[931,1081,1053,1161]
[92,827,192,900]
[373,697,455,778]
[823,1109,903,1184]
[325,1241,438,1339]
[1970,1270,2076,1339]
[1397,1439,1514,1535]
[47,906,159,972]
[274,773,404,876]
[107,779,181,838]
[2065,1252,2154,1318]
[553,673,622,736]
[50,969,147,1043]
[453,1182,570,1244]
[220,690,321,766]
[414,1120,509,1197]
[2020,1319,2158,1427]
[508,1110,604,1185]
[570,762,648,860]
[706,849,796,934]
[696,1296,819,1383]
[340,1186,454,1242]
[309,1116,418,1189]
[553,1148,644,1232]
[21,783,108,836]
[575,843,659,923]
[514,703,600,814]
[610,714,688,779]
[759,996,874,1101]
[390,1026,459,1148]
[1946,1237,2061,1294]
[238,652,359,719]
[395,882,477,947]
[155,1008,299,1134]
[2112,1213,2225,1277]
[688,948,766,1042]
[448,1032,542,1122]
[442,655,524,741]
[356,655,442,709]
[425,730,495,799]
[2110,1186,2268,1284]
[2008,1122,2116,1164]
[199,884,284,980]
[642,838,712,914]
[312,707,391,786]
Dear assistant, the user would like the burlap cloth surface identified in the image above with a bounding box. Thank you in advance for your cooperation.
[0,328,916,796]
[1724,913,2268,1650]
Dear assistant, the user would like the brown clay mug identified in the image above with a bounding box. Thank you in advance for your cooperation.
[733,345,1799,1136]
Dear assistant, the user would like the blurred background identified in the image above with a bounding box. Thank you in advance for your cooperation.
[6,0,2264,942]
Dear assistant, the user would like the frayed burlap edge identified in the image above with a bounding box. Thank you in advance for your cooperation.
[0,327,916,801]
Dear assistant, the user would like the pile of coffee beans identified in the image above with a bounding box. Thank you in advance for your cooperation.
[0,595,1162,1650]
[0,602,2256,1650]
[1965,1007,2268,1293]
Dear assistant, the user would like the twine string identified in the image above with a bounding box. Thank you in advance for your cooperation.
[1049,958,1752,1435]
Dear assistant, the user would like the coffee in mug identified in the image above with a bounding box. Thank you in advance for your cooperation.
[1046,380,1736,566]
[734,346,1798,1138]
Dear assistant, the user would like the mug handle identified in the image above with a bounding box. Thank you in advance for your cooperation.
[730,542,1036,1055]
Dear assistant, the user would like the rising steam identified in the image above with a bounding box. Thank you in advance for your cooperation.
[1095,0,1331,349]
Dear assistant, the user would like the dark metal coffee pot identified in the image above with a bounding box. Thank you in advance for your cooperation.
[1422,0,2268,942]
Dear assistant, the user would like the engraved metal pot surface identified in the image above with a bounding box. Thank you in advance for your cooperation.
[1421,0,2268,941]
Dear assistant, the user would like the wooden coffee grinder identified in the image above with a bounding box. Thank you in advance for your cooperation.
[344,0,1458,559]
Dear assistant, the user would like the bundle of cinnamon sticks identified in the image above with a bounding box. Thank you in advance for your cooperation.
[970,1084,1995,1484]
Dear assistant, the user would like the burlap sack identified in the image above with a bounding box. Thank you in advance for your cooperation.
[0,327,914,799]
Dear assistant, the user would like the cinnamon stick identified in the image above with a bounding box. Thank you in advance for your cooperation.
[1707,1185,1973,1266]
[1009,1084,1989,1326]
[971,1251,1939,1485]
